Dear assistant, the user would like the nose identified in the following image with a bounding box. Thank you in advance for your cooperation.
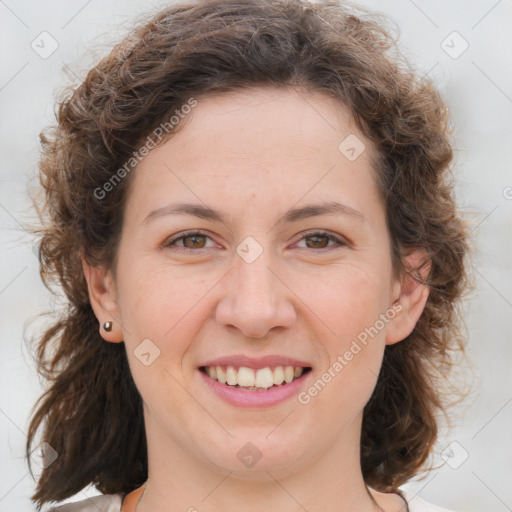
[215,248,297,339]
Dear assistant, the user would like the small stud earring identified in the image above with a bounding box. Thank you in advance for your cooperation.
[103,321,113,332]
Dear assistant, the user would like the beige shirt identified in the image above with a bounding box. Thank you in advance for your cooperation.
[47,489,456,511]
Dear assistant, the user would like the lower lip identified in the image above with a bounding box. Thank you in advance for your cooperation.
[198,369,312,408]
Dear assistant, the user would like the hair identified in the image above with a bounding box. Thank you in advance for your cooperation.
[25,0,470,509]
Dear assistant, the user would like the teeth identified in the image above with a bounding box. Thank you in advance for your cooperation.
[226,366,238,386]
[237,366,255,387]
[216,366,227,384]
[255,368,274,389]
[204,364,308,389]
[273,366,285,385]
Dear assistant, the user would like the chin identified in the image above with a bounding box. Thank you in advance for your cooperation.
[196,432,313,479]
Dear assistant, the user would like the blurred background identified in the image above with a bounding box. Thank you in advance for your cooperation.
[0,0,511,510]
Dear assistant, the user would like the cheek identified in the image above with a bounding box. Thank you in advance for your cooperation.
[296,264,390,411]
[115,261,212,413]
[115,257,210,359]
[298,259,392,340]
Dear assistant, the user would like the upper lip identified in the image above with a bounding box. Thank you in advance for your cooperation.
[199,355,312,369]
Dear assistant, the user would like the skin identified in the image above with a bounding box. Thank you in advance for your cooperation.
[83,86,430,512]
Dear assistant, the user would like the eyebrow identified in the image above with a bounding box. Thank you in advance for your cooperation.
[143,200,366,226]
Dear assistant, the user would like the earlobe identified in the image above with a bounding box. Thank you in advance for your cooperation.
[385,249,431,346]
[81,256,124,343]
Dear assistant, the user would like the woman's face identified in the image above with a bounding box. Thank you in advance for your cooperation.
[86,87,426,481]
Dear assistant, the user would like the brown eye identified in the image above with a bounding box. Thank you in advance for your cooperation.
[296,231,347,250]
[163,230,214,251]
[181,234,207,249]
[304,234,330,249]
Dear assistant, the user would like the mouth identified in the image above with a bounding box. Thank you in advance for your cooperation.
[199,364,313,391]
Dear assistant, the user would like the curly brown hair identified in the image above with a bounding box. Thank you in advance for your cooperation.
[25,0,470,509]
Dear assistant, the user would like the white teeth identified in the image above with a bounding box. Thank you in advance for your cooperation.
[216,366,227,384]
[226,366,238,386]
[255,368,274,389]
[204,364,308,389]
[237,366,255,387]
[273,366,285,385]
[284,365,294,383]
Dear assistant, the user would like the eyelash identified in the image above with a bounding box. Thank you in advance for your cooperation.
[162,229,348,252]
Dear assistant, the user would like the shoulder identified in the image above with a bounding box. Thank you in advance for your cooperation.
[400,489,458,512]
[47,493,124,512]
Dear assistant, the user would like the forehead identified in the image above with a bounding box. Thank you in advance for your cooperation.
[123,86,382,227]
[169,86,364,158]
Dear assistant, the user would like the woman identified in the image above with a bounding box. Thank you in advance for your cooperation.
[25,0,469,510]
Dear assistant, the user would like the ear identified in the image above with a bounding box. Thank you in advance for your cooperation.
[81,255,124,343]
[385,248,431,346]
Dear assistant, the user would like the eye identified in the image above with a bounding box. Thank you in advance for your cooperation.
[295,230,347,250]
[163,230,216,251]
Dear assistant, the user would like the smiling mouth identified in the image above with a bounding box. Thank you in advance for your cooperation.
[199,365,312,391]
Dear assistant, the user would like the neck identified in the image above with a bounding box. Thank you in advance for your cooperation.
[135,410,389,512]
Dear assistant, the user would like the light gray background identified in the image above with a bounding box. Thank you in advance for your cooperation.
[1,1,511,511]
